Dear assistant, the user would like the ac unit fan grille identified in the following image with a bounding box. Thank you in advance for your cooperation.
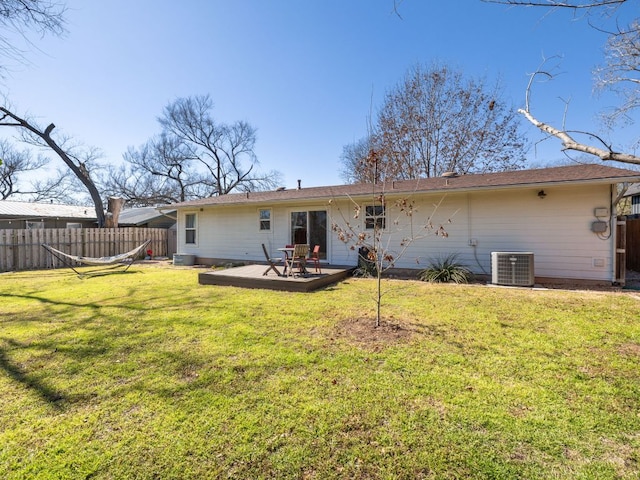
[491,252,535,286]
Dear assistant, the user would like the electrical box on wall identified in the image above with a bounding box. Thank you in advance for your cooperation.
[594,208,609,217]
[591,221,608,233]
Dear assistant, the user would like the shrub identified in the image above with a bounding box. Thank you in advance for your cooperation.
[418,254,471,284]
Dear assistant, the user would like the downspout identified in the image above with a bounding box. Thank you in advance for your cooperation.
[611,184,617,284]
[611,184,626,286]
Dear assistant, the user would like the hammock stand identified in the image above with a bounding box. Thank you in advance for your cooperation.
[42,240,151,276]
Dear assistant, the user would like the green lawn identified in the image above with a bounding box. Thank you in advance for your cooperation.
[1,265,639,479]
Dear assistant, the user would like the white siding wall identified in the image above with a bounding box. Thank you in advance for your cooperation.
[323,184,615,281]
[467,185,613,281]
[177,206,288,261]
[177,183,615,281]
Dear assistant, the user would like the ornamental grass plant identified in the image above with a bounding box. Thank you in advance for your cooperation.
[418,253,472,284]
[1,265,639,479]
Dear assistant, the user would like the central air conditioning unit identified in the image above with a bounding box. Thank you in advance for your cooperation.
[491,252,535,287]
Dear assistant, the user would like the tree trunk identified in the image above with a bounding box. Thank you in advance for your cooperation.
[105,197,125,228]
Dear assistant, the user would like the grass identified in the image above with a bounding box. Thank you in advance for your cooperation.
[1,265,639,479]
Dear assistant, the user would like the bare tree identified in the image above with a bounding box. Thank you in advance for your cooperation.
[0,0,66,75]
[341,63,528,183]
[595,18,640,132]
[102,163,185,207]
[159,95,282,195]
[28,166,80,203]
[0,104,106,226]
[0,139,46,199]
[339,136,374,183]
[108,95,282,204]
[484,0,640,165]
[332,151,456,327]
[0,139,78,202]
[102,134,206,206]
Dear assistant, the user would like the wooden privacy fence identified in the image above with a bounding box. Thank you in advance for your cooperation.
[0,227,168,272]
[627,218,640,272]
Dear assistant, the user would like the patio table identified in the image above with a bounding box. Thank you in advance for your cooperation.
[279,245,308,277]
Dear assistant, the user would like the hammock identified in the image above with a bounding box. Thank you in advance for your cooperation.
[42,240,151,275]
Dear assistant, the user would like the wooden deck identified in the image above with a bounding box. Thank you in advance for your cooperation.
[198,264,354,292]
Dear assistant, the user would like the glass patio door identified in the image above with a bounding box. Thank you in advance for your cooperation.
[290,210,327,259]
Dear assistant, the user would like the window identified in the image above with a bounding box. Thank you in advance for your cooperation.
[66,223,82,229]
[25,221,44,229]
[185,213,197,244]
[259,209,271,231]
[365,205,385,230]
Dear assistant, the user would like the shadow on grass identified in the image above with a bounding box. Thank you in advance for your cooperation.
[0,338,65,409]
[74,266,144,279]
[0,291,159,314]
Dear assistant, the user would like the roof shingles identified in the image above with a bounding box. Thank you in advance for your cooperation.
[171,164,640,208]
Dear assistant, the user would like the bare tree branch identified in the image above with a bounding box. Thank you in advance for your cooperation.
[519,107,640,163]
[486,0,640,164]
[481,0,627,9]
[0,104,106,225]
[0,0,67,75]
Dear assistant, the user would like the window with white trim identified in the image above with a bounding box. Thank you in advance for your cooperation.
[259,208,271,231]
[365,205,385,230]
[185,213,197,244]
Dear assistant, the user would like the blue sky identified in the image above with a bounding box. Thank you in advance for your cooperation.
[2,0,638,190]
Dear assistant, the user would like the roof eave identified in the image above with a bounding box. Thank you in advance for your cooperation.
[172,174,640,209]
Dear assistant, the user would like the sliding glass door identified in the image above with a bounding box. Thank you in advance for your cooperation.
[290,210,327,259]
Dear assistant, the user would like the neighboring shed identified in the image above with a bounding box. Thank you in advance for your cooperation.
[169,164,640,286]
[0,200,97,229]
[118,207,177,255]
[118,206,176,229]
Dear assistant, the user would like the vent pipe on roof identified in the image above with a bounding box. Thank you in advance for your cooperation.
[297,179,301,190]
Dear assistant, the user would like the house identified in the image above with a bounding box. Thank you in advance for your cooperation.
[0,200,97,229]
[623,183,640,215]
[169,164,640,285]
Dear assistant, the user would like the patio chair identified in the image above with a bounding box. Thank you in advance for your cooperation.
[308,245,321,273]
[261,243,283,276]
[287,244,309,276]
